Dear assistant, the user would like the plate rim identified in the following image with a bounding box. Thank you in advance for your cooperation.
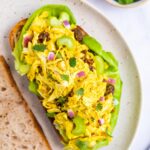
[80,0,142,149]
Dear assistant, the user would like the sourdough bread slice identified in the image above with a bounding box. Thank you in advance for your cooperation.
[0,56,51,150]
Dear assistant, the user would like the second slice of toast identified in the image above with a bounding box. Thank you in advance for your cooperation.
[0,56,51,150]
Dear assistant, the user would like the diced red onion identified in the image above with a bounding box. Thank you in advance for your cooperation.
[76,71,85,78]
[103,78,116,84]
[48,52,55,60]
[98,118,104,125]
[67,109,75,118]
[24,35,32,48]
[107,78,116,84]
[63,20,70,29]
[99,96,105,101]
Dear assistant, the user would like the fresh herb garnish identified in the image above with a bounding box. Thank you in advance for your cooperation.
[46,112,56,118]
[96,103,103,111]
[76,88,84,96]
[32,44,46,51]
[69,57,76,67]
[56,96,67,106]
[61,74,69,81]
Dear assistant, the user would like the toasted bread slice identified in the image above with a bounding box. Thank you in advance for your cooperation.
[0,56,51,150]
[9,19,27,50]
[8,18,88,146]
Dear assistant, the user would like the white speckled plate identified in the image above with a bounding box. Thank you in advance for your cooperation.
[0,0,141,150]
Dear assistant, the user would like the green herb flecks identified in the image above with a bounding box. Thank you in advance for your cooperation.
[61,74,69,82]
[46,112,56,118]
[76,88,84,96]
[56,96,68,106]
[96,103,103,111]
[32,44,46,51]
[56,52,63,59]
[69,57,76,67]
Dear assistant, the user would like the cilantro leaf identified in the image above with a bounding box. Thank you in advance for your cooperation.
[76,88,84,96]
[33,44,46,51]
[56,96,67,106]
[96,103,103,111]
[69,57,76,67]
[61,74,69,81]
[46,112,56,118]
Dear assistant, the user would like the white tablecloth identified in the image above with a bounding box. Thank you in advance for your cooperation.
[87,0,150,150]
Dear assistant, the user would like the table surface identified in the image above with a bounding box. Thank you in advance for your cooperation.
[87,0,150,150]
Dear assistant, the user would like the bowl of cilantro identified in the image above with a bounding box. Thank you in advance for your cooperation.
[106,0,148,7]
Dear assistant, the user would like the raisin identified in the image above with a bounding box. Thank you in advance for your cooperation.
[89,65,94,71]
[104,84,115,96]
[72,26,87,42]
[81,50,87,54]
[68,90,74,97]
[38,32,50,43]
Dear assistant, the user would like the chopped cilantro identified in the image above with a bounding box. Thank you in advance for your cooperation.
[76,88,84,96]
[69,57,76,67]
[96,103,103,111]
[56,96,67,106]
[46,112,56,118]
[61,74,69,81]
[32,44,46,51]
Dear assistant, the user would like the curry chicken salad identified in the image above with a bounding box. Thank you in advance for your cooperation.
[12,5,122,150]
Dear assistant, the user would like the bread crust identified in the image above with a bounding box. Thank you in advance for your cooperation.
[0,56,51,150]
[9,19,27,50]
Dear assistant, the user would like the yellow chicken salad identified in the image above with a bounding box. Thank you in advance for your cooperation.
[13,5,122,150]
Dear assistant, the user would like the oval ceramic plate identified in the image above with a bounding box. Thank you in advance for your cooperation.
[0,0,141,150]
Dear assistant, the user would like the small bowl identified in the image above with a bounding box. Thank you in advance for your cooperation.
[105,0,148,8]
